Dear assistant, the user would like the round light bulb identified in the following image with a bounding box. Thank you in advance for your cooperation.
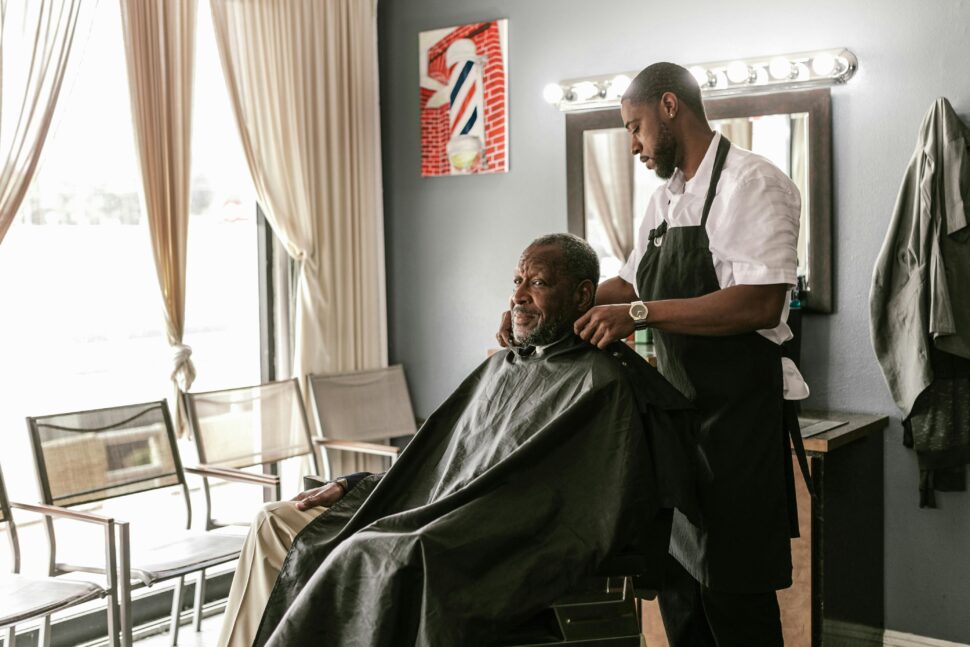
[609,74,631,98]
[726,61,751,84]
[689,66,710,88]
[572,81,601,101]
[542,83,564,104]
[768,56,792,80]
[811,52,836,77]
[793,62,810,80]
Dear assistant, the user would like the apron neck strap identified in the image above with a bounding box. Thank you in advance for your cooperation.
[700,135,732,229]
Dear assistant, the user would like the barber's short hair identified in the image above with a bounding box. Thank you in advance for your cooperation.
[529,233,600,288]
[622,62,706,120]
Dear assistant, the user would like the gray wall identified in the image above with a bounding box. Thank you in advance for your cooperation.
[378,0,970,641]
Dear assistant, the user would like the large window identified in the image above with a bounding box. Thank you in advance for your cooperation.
[0,1,260,513]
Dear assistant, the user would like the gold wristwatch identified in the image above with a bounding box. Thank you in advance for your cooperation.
[628,301,649,330]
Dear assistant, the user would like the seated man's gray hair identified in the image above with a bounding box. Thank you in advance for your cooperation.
[529,233,600,288]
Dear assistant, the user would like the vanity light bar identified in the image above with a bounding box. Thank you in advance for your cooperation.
[545,48,857,112]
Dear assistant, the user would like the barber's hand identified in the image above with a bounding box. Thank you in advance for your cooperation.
[496,310,513,348]
[292,480,346,511]
[574,305,636,349]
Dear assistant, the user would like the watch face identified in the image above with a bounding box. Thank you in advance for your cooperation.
[630,303,648,320]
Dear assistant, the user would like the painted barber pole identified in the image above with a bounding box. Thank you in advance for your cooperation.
[419,20,508,177]
[445,39,485,172]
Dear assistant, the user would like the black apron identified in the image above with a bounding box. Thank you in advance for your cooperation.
[636,136,809,593]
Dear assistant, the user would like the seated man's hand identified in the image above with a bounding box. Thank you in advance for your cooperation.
[292,479,347,511]
[496,310,512,348]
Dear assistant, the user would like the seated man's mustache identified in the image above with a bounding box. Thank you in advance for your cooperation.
[512,306,540,317]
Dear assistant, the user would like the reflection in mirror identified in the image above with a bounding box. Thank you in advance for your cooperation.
[584,113,810,283]
[567,89,832,312]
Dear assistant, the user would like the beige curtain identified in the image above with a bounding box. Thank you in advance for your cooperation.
[718,118,753,150]
[584,130,634,261]
[0,0,87,245]
[209,0,387,384]
[119,0,197,432]
[791,114,809,280]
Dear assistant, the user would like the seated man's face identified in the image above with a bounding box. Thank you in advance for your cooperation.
[510,244,583,346]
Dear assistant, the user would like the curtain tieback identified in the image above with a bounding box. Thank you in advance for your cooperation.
[171,343,197,392]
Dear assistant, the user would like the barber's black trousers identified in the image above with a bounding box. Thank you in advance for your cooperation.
[657,554,783,647]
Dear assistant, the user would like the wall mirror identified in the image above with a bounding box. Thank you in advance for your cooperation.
[566,88,833,312]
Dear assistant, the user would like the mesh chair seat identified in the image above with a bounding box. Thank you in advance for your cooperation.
[0,574,105,627]
[127,531,244,586]
[58,530,245,587]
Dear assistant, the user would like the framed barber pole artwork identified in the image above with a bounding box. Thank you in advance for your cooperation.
[419,19,509,176]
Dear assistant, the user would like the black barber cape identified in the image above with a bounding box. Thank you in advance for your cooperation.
[255,335,702,647]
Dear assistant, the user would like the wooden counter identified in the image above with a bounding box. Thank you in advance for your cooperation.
[799,409,889,453]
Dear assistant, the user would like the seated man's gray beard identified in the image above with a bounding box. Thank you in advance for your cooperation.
[515,313,573,347]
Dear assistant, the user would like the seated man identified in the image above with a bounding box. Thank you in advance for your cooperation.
[218,233,701,647]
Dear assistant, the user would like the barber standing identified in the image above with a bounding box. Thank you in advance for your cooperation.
[500,62,809,646]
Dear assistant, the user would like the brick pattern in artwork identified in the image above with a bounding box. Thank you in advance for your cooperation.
[420,21,507,176]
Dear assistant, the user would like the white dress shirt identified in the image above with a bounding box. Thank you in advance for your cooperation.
[618,132,809,399]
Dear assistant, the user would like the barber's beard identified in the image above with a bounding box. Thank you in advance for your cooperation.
[653,122,678,180]
[513,310,572,348]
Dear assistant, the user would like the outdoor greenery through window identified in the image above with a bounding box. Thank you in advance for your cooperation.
[0,0,261,558]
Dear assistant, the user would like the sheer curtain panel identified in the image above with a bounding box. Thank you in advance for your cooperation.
[0,0,88,245]
[119,0,197,432]
[209,0,387,380]
[584,131,634,261]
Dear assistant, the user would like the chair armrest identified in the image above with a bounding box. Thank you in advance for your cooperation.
[11,501,124,590]
[9,501,114,526]
[314,438,400,458]
[184,464,280,487]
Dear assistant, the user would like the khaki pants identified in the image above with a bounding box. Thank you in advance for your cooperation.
[217,501,325,647]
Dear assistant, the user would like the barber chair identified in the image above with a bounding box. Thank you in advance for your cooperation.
[498,575,643,646]
[302,475,658,646]
[498,506,671,646]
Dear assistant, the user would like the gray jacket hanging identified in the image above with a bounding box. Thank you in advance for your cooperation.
[871,97,970,418]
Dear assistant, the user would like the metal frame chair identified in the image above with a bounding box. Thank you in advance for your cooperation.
[26,400,244,647]
[181,378,321,530]
[0,466,124,647]
[306,365,418,479]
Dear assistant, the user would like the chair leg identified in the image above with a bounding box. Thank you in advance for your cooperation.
[193,569,206,631]
[38,617,50,647]
[106,588,124,647]
[117,522,132,647]
[169,575,185,646]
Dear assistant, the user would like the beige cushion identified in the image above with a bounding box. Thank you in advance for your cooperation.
[0,574,103,626]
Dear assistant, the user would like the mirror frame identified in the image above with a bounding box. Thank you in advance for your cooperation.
[565,88,833,313]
